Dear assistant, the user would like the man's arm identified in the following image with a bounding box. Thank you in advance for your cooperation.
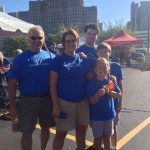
[50,71,60,118]
[8,79,18,120]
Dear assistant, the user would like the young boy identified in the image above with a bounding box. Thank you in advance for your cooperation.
[96,43,124,150]
[87,57,122,150]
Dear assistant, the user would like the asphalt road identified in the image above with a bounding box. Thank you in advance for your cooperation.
[0,66,150,150]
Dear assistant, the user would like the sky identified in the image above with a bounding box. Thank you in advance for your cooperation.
[0,0,147,25]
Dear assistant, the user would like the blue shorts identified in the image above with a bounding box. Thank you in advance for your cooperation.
[91,119,114,138]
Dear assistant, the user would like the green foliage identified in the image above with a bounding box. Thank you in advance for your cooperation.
[97,20,132,43]
[57,24,79,35]
[2,36,29,56]
[47,24,81,45]
[47,34,61,45]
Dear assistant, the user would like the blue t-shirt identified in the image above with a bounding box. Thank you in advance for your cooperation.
[76,44,97,70]
[8,50,55,95]
[87,77,121,121]
[51,53,91,102]
[2,57,10,67]
[110,61,124,108]
[49,49,60,56]
[110,61,124,82]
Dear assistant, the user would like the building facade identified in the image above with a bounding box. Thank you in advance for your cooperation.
[9,0,98,34]
[131,1,150,49]
[0,5,4,12]
[131,1,150,31]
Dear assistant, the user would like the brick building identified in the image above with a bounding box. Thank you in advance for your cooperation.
[130,1,150,49]
[9,0,98,34]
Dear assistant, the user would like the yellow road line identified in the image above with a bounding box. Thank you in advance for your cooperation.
[36,116,150,148]
[36,124,93,146]
[117,116,150,149]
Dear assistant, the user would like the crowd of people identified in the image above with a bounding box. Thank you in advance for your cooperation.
[0,24,124,150]
[111,49,131,67]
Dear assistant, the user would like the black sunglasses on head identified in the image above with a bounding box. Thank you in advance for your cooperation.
[30,36,44,40]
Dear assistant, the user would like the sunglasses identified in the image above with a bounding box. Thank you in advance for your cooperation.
[30,36,44,40]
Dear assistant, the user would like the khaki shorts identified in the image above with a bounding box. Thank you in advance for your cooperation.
[55,98,90,131]
[18,95,55,133]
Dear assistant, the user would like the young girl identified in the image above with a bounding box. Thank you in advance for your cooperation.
[87,57,122,150]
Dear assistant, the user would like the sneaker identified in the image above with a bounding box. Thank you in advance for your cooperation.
[86,145,95,150]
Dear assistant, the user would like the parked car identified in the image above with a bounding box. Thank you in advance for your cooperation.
[131,52,145,61]
[135,49,147,55]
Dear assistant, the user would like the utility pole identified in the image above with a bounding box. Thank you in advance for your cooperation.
[147,18,150,53]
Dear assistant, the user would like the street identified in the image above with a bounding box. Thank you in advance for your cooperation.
[0,66,150,150]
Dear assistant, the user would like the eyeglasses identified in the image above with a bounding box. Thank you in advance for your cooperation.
[30,36,44,40]
[65,40,77,44]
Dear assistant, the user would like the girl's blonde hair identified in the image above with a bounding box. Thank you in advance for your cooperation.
[95,57,110,68]
[95,57,111,79]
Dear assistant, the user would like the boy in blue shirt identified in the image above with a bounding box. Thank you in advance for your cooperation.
[87,57,122,150]
[96,43,124,150]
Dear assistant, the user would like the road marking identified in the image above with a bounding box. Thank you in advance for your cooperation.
[117,116,150,149]
[36,124,93,146]
[36,116,150,148]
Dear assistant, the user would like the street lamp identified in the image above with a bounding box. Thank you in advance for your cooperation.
[147,18,150,53]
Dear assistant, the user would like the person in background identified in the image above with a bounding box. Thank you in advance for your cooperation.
[118,50,125,67]
[50,29,91,150]
[0,52,10,84]
[96,43,124,150]
[48,42,60,56]
[8,26,55,150]
[76,23,100,70]
[13,49,23,57]
[125,49,131,66]
[113,50,119,63]
[87,57,121,150]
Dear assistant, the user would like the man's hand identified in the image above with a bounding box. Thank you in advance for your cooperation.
[52,104,60,119]
[78,52,87,58]
[9,104,18,120]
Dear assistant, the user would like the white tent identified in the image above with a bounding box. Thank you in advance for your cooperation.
[0,12,35,38]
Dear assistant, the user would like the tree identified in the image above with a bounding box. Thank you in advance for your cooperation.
[97,20,135,52]
[2,36,29,56]
[97,20,134,44]
[46,24,81,46]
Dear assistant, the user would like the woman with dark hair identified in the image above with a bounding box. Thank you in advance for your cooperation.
[50,29,92,150]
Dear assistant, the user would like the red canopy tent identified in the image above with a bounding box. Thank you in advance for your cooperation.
[103,29,143,46]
